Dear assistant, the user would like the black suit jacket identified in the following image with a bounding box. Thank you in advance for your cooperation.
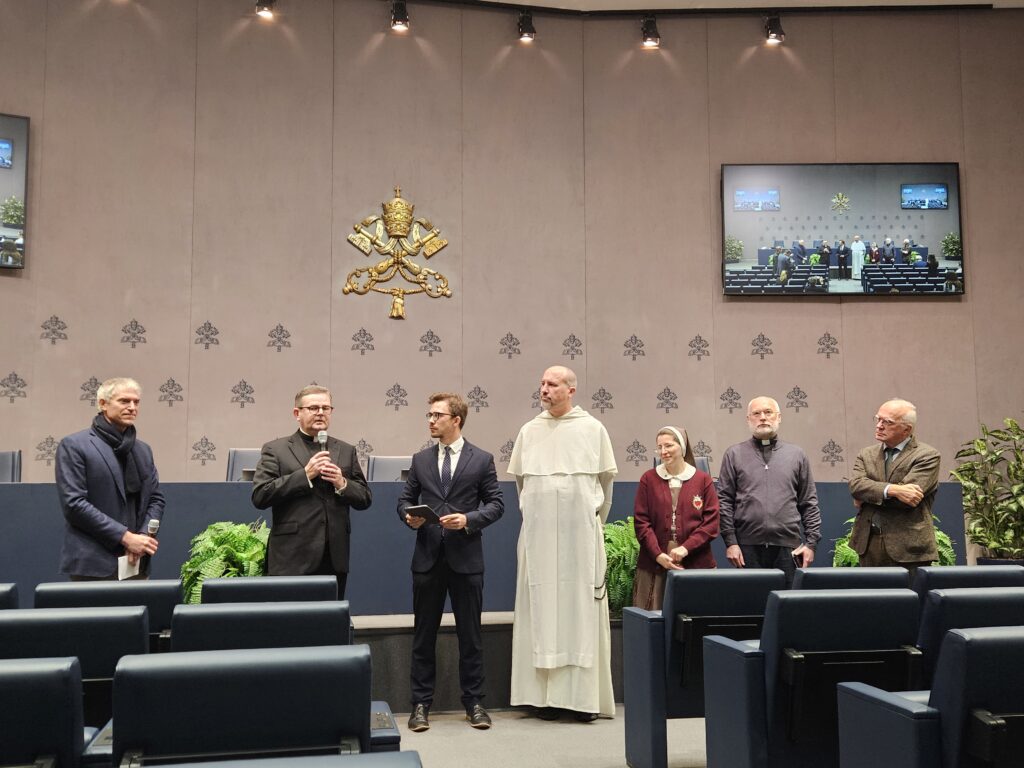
[252,431,371,575]
[397,440,504,574]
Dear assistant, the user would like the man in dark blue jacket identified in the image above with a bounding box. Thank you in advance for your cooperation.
[398,392,504,733]
[55,377,163,579]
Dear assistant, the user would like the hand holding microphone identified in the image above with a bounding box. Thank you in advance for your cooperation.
[313,431,346,491]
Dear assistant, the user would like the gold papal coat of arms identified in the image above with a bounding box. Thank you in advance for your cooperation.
[343,188,451,319]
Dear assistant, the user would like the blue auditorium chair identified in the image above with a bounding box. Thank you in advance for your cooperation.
[366,455,412,482]
[225,448,262,481]
[703,589,921,768]
[0,657,88,768]
[171,600,352,651]
[34,579,181,652]
[792,566,909,590]
[112,645,398,764]
[911,565,1024,604]
[915,587,1024,686]
[0,606,148,727]
[200,574,338,602]
[838,626,1024,768]
[624,569,786,768]
[0,583,17,609]
[0,450,21,482]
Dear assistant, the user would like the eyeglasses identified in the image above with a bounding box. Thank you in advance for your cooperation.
[875,416,900,427]
[426,411,452,421]
[749,410,777,418]
[298,405,334,414]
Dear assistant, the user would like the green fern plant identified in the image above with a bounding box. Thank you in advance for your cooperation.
[603,517,639,617]
[832,516,955,567]
[180,520,270,604]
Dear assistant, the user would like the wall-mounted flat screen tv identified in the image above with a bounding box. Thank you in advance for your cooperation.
[722,163,963,297]
[0,113,29,270]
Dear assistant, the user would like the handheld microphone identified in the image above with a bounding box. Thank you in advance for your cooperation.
[141,518,160,576]
[147,519,160,537]
[317,431,328,452]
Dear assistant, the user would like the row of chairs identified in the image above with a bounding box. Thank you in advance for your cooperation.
[226,450,411,482]
[623,564,1024,768]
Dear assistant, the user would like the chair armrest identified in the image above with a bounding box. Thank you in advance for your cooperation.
[369,701,400,753]
[703,636,767,768]
[623,607,667,768]
[837,683,940,768]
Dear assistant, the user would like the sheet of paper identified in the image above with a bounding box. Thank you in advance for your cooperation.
[118,555,140,580]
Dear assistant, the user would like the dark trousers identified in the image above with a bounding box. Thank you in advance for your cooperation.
[313,544,348,600]
[860,529,929,580]
[740,543,797,589]
[411,551,484,710]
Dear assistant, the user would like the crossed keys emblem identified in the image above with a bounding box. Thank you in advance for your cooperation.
[343,187,452,319]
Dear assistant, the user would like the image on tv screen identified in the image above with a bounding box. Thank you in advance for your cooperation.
[901,183,948,210]
[721,163,963,298]
[0,139,12,169]
[0,113,29,270]
[733,188,780,212]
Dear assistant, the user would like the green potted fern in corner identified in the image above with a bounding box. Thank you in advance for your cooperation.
[180,520,271,603]
[950,418,1024,565]
[604,517,639,618]
[832,516,956,567]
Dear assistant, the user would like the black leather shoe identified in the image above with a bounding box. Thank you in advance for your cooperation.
[467,703,492,729]
[536,707,561,721]
[408,703,430,732]
[573,711,598,723]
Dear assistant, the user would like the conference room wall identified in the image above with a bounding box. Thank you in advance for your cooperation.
[0,2,1020,494]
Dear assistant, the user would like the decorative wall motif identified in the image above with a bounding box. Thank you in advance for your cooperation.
[693,441,712,462]
[786,386,809,412]
[592,387,613,414]
[159,378,184,407]
[385,383,408,411]
[467,385,489,412]
[80,377,101,407]
[195,321,220,349]
[2,372,27,403]
[751,333,773,359]
[120,319,147,348]
[822,440,844,466]
[35,436,58,466]
[355,439,374,469]
[531,389,541,409]
[499,332,521,359]
[419,329,442,357]
[230,380,255,408]
[817,332,839,359]
[623,334,645,361]
[352,328,374,355]
[719,387,742,414]
[499,440,514,463]
[562,334,583,360]
[688,335,710,361]
[40,315,68,345]
[657,387,679,414]
[626,439,648,467]
[191,437,216,465]
[267,324,291,352]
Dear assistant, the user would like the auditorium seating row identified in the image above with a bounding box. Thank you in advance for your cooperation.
[0,576,412,768]
[623,564,1024,768]
[861,265,953,294]
[725,264,830,294]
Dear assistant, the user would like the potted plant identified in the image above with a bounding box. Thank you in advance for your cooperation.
[832,516,956,567]
[604,516,639,617]
[950,418,1024,564]
[724,235,744,264]
[1,195,25,229]
[180,520,270,603]
[940,231,962,261]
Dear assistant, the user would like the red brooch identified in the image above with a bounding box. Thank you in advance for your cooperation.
[692,495,703,511]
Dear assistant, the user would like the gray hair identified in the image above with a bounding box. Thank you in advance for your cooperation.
[747,396,780,415]
[884,398,918,429]
[96,378,141,411]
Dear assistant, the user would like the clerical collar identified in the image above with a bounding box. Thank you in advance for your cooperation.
[753,436,778,448]
[297,429,318,444]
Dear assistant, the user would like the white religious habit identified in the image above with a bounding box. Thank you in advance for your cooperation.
[508,405,618,717]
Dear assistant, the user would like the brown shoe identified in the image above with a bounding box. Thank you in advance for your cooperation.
[408,703,430,732]
[467,703,492,729]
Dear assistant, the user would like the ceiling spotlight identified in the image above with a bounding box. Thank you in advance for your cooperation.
[765,14,785,45]
[391,0,410,32]
[641,16,660,49]
[518,10,536,43]
[255,0,275,20]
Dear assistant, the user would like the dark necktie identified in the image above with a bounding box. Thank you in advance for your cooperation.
[441,446,452,496]
[884,447,897,475]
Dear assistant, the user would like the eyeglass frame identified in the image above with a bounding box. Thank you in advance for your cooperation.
[425,411,452,421]
[298,405,335,414]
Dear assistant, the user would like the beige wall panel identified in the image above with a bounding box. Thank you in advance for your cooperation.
[187,0,334,479]
[582,17,716,480]
[461,10,586,460]
[833,13,963,161]
[959,10,1024,426]
[331,0,464,460]
[0,0,48,473]
[23,0,197,481]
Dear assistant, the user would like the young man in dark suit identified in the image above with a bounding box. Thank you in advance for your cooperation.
[252,385,371,599]
[55,377,163,580]
[398,393,504,732]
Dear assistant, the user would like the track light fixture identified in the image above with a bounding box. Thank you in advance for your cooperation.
[255,0,275,20]
[765,14,785,45]
[391,0,410,32]
[641,16,660,49]
[518,10,536,43]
